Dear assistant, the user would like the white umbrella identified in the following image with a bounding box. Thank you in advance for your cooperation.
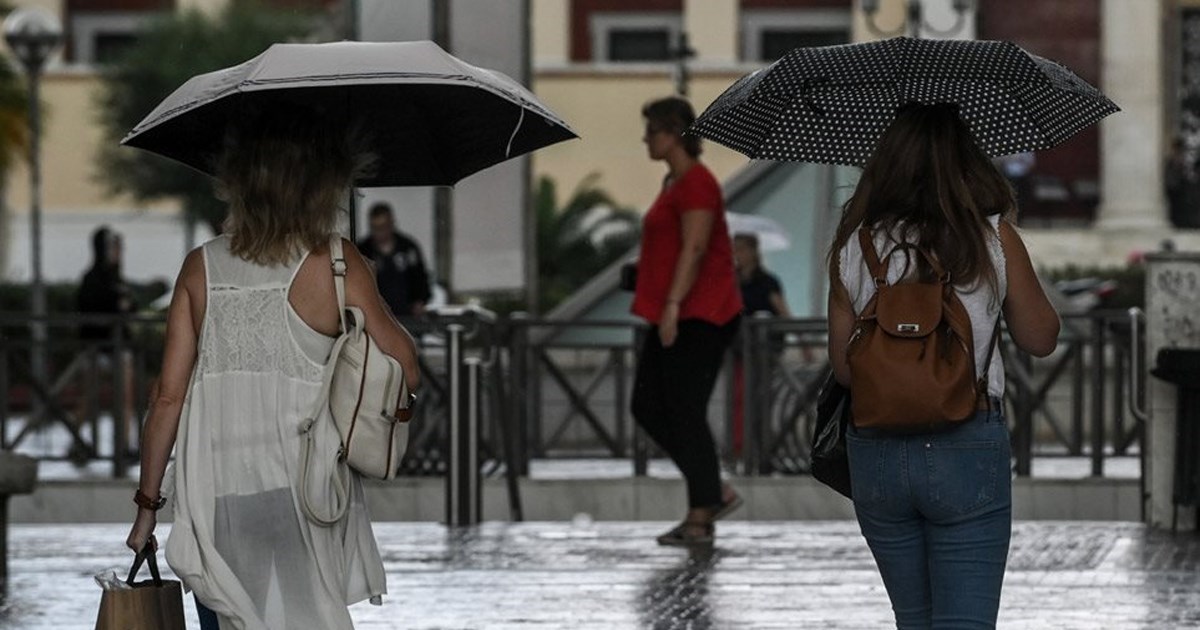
[726,212,791,251]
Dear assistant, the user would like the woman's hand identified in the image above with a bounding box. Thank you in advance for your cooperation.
[659,302,680,347]
[127,508,158,554]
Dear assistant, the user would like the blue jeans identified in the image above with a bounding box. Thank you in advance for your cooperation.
[847,406,1012,629]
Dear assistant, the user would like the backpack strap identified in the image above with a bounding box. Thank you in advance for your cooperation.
[857,228,887,286]
[976,313,1004,405]
[858,228,949,286]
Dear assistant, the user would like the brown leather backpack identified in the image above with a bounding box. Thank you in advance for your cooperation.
[846,228,998,430]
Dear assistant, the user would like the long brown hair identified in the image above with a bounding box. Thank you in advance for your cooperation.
[829,103,1014,295]
[217,106,375,266]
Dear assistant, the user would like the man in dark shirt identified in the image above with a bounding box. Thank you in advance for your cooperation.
[356,202,432,317]
[78,226,135,340]
[76,226,136,460]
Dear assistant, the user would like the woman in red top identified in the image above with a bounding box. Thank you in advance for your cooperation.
[631,97,743,546]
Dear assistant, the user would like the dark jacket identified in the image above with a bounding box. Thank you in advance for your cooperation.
[356,232,432,317]
[77,229,133,342]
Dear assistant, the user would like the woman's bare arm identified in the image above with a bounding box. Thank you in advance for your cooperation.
[341,239,422,391]
[827,277,856,386]
[998,221,1059,357]
[128,248,204,552]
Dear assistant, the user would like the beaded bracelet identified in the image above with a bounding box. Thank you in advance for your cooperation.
[134,489,166,511]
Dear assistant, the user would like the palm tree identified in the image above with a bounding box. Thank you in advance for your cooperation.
[536,174,641,311]
[0,1,29,278]
[94,2,318,237]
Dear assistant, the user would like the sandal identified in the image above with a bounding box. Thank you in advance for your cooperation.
[712,492,744,522]
[656,520,715,547]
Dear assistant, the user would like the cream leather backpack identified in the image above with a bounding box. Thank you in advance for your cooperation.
[300,236,414,526]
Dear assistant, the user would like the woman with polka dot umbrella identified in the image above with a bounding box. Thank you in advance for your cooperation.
[689,36,1118,164]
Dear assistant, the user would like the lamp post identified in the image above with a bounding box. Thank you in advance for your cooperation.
[5,8,63,411]
[670,32,696,97]
[860,0,974,39]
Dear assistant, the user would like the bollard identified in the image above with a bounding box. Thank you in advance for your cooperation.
[0,452,36,592]
[508,312,531,476]
[446,322,481,526]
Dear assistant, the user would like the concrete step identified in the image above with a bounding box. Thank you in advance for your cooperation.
[10,475,1142,523]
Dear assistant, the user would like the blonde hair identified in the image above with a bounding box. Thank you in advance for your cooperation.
[216,106,375,266]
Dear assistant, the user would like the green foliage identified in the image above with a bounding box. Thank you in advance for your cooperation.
[93,2,320,234]
[535,174,640,312]
[1041,264,1145,309]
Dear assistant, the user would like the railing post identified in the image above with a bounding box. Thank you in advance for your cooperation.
[508,312,531,476]
[1112,314,1128,454]
[446,324,480,526]
[632,326,648,477]
[0,338,8,449]
[613,347,628,457]
[111,321,128,478]
[1091,316,1107,477]
[1071,334,1085,455]
[752,313,773,475]
[740,318,756,475]
[528,325,545,460]
[1014,349,1033,477]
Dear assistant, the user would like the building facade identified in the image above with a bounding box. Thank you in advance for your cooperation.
[531,0,1200,268]
[4,0,1200,288]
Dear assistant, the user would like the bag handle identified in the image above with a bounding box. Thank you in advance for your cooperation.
[126,541,163,587]
[294,236,358,527]
[329,236,349,334]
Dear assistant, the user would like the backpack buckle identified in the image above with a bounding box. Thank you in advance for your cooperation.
[897,323,920,333]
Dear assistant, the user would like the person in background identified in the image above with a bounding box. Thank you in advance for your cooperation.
[76,226,136,459]
[630,96,744,547]
[357,202,432,317]
[733,233,791,318]
[79,227,134,340]
[729,232,791,458]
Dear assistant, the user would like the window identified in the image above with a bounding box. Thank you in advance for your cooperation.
[92,33,139,65]
[591,13,683,63]
[69,12,160,66]
[742,9,851,62]
[608,29,673,61]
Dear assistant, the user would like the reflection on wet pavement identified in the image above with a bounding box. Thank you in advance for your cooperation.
[3,521,1198,628]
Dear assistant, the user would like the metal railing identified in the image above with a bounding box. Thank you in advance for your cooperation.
[0,309,1145,486]
[507,311,1146,479]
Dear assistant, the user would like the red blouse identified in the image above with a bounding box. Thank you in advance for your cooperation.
[631,164,742,326]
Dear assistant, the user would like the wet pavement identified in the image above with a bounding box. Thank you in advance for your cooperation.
[6,521,1199,629]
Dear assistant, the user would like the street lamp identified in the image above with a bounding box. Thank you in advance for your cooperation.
[5,7,63,408]
[861,0,974,39]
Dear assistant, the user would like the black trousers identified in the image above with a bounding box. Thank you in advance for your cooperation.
[632,317,738,509]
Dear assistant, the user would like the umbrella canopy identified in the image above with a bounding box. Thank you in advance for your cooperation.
[690,37,1118,166]
[726,212,790,251]
[122,40,577,186]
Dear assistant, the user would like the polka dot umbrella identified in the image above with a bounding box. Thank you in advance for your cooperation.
[689,37,1119,165]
